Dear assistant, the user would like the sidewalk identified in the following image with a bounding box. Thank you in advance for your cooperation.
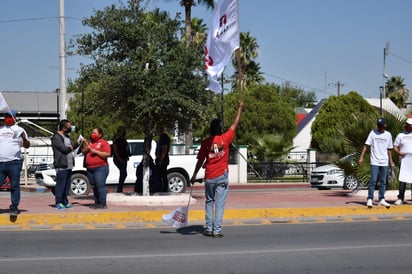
[0,181,412,230]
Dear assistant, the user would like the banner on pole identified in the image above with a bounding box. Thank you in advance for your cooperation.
[205,0,240,93]
[0,92,9,112]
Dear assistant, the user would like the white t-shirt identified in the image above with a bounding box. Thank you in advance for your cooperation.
[365,129,393,166]
[394,131,412,154]
[0,124,28,162]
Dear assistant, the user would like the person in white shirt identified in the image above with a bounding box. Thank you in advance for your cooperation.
[0,109,30,216]
[359,118,394,208]
[393,118,412,205]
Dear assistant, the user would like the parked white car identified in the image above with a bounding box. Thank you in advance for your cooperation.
[310,164,359,190]
[35,139,203,196]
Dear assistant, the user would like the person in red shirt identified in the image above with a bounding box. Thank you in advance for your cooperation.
[190,100,244,238]
[82,128,111,209]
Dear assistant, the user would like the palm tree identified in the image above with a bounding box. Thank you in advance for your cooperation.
[232,32,261,90]
[190,17,207,49]
[385,76,410,108]
[165,0,214,47]
[336,111,405,190]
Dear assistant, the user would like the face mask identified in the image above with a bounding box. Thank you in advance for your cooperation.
[65,127,72,134]
[91,132,99,141]
[4,117,14,126]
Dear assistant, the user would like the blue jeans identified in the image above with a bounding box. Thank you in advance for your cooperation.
[87,166,109,205]
[204,172,229,234]
[55,169,72,205]
[368,165,388,201]
[0,160,23,209]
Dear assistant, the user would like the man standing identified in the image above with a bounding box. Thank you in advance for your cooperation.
[113,127,129,193]
[190,101,244,238]
[393,118,412,205]
[0,109,30,216]
[51,119,82,210]
[359,118,394,208]
[155,128,170,192]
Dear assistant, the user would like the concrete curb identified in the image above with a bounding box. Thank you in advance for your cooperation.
[2,205,412,230]
[107,193,197,207]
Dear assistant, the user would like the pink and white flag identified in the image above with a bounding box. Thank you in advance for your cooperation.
[205,0,240,93]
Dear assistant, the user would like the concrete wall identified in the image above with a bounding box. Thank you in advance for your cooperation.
[229,145,248,184]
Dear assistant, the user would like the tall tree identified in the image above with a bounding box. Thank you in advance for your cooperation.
[68,0,212,140]
[231,32,261,90]
[166,0,214,47]
[386,76,409,108]
[190,17,207,49]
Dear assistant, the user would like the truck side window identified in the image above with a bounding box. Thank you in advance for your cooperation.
[129,143,144,156]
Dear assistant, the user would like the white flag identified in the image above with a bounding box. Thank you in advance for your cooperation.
[205,0,240,93]
[0,92,9,112]
[162,206,189,228]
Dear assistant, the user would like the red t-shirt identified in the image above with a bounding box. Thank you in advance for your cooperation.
[85,138,111,169]
[197,128,235,179]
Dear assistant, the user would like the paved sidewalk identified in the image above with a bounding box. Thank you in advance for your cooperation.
[0,181,412,230]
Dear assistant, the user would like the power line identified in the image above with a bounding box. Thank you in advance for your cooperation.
[0,16,82,24]
[263,72,334,96]
[389,51,412,66]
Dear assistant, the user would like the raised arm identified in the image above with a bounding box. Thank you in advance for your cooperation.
[229,100,244,131]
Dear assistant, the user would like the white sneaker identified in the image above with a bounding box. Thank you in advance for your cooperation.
[378,199,391,208]
[366,199,373,207]
[394,199,403,205]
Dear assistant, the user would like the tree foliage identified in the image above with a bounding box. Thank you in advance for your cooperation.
[386,76,409,108]
[223,84,296,147]
[311,91,376,155]
[67,0,212,139]
[232,32,263,90]
[337,110,406,190]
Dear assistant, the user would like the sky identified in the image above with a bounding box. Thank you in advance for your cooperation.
[1,0,412,101]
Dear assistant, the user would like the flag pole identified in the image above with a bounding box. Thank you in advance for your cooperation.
[235,48,243,98]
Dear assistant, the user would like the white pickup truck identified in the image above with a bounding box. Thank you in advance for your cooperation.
[34,139,204,196]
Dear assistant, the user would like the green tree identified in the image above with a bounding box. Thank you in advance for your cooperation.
[232,32,262,90]
[337,111,406,190]
[165,0,214,47]
[68,0,212,141]
[252,134,294,162]
[223,84,296,147]
[190,17,207,48]
[386,76,409,108]
[278,82,317,108]
[311,91,377,155]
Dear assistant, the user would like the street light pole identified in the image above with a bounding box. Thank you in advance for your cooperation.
[382,41,389,99]
[379,86,383,115]
[59,0,67,120]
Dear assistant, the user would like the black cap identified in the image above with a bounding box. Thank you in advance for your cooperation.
[377,118,386,126]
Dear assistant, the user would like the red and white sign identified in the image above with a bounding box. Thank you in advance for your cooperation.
[205,0,240,93]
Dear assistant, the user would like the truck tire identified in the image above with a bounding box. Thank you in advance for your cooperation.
[70,173,91,196]
[167,172,187,193]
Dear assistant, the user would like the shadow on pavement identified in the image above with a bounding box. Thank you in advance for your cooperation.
[160,225,204,236]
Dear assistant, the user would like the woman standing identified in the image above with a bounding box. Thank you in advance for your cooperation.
[83,128,111,209]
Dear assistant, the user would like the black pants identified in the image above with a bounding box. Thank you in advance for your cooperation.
[114,158,127,191]
[398,181,410,200]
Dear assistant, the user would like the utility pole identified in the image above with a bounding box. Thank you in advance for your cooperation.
[328,81,344,96]
[59,0,66,120]
[382,41,390,98]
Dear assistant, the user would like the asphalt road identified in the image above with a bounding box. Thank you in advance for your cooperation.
[1,220,412,273]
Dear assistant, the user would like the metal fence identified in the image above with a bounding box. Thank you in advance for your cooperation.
[247,162,320,182]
